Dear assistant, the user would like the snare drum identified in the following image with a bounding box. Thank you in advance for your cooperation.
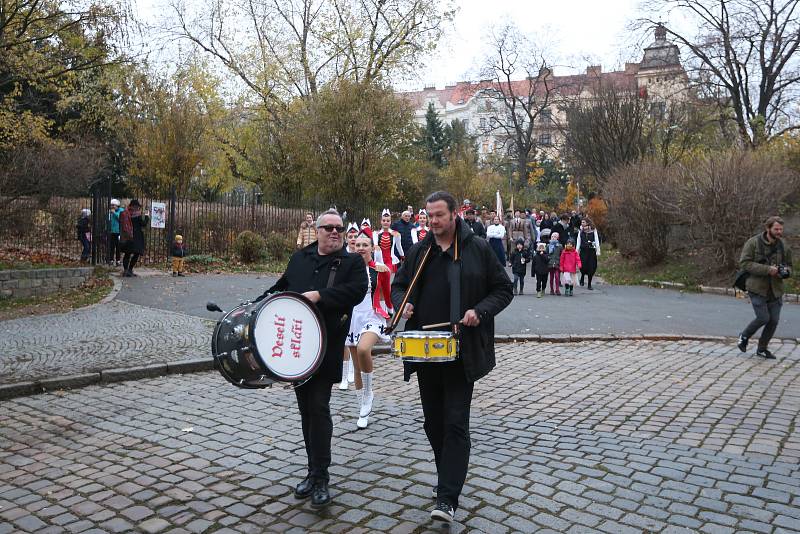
[391,330,459,362]
[212,292,326,387]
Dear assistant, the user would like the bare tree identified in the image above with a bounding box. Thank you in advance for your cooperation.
[479,23,560,188]
[168,0,452,103]
[639,0,800,147]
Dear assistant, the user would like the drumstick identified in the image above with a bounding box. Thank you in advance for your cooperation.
[422,322,451,330]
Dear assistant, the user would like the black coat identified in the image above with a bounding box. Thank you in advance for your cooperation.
[392,218,513,383]
[172,242,188,257]
[553,222,572,246]
[76,216,90,239]
[466,219,486,238]
[531,250,550,276]
[509,248,531,276]
[122,214,149,255]
[264,243,367,383]
[391,219,415,257]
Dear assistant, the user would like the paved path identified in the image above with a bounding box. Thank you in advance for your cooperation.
[1,340,799,533]
[116,272,800,338]
[0,301,213,384]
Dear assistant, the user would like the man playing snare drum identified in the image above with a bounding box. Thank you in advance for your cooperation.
[391,191,513,523]
[261,209,367,507]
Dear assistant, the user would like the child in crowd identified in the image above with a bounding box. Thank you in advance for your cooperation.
[559,239,582,296]
[171,234,188,276]
[547,232,563,295]
[532,242,550,298]
[509,238,530,295]
[76,208,91,263]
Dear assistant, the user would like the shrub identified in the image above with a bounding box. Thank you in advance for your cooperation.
[185,254,220,265]
[604,159,676,265]
[264,232,294,261]
[233,231,266,263]
[670,149,797,268]
[586,197,609,238]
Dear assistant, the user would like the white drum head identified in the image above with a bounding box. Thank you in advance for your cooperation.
[253,294,324,381]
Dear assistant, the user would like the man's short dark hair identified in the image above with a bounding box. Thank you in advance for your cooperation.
[560,213,570,221]
[465,209,475,215]
[425,191,457,213]
[765,216,784,229]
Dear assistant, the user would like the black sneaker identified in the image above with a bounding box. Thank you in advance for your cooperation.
[431,500,455,523]
[737,335,748,353]
[756,349,775,359]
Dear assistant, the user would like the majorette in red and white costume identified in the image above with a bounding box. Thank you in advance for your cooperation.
[373,209,402,314]
[411,209,429,244]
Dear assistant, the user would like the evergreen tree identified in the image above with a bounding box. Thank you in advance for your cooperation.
[418,102,447,167]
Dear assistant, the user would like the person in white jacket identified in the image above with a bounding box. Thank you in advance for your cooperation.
[486,216,507,265]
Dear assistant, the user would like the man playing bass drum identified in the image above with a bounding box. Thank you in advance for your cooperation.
[391,191,513,524]
[257,209,367,507]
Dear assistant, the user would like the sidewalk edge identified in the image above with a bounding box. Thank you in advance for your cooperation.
[2,335,796,401]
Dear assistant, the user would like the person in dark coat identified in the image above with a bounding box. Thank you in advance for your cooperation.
[553,214,572,246]
[531,242,550,297]
[258,209,367,508]
[391,191,513,524]
[508,238,530,295]
[391,210,415,260]
[76,208,92,263]
[119,200,149,277]
[577,220,601,290]
[463,209,486,238]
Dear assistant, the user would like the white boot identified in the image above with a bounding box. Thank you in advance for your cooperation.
[338,359,349,390]
[355,389,365,425]
[347,358,355,383]
[360,372,374,418]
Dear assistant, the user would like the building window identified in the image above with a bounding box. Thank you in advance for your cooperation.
[650,101,666,120]
[482,141,489,153]
[540,108,552,123]
[479,117,486,129]
[538,133,552,146]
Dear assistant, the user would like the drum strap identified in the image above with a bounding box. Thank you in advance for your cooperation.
[327,258,341,288]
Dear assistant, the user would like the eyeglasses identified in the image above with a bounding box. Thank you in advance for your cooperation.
[318,225,345,233]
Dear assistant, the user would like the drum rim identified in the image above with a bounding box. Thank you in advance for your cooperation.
[251,291,327,381]
[212,303,272,387]
[393,330,455,339]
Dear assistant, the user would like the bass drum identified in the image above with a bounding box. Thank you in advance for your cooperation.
[212,292,327,388]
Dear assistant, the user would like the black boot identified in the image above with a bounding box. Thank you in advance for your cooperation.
[294,476,315,499]
[311,480,331,507]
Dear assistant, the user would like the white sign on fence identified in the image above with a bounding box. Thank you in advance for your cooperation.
[150,202,166,229]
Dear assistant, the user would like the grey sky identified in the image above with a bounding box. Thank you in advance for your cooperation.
[135,0,683,90]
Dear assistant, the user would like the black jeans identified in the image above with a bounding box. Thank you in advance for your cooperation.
[122,252,140,272]
[79,236,90,261]
[108,233,120,263]
[512,274,524,293]
[535,273,547,292]
[742,292,783,350]
[417,360,474,510]
[294,375,333,481]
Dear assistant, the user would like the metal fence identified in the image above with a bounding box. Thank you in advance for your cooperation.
[0,185,407,266]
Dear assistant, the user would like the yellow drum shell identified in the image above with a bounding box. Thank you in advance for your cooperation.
[391,330,458,362]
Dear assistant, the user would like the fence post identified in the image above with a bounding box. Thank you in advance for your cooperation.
[167,184,176,259]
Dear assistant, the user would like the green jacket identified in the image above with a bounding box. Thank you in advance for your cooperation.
[739,233,793,298]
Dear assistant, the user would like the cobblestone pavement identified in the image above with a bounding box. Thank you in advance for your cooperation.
[0,301,212,383]
[2,340,799,533]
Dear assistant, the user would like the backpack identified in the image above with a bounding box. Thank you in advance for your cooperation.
[733,236,783,291]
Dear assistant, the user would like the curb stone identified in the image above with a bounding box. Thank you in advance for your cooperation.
[643,279,799,304]
[2,335,796,401]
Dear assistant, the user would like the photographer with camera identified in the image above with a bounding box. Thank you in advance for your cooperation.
[737,216,793,359]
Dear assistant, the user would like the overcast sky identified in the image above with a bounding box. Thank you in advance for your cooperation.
[136,0,681,90]
[408,0,646,90]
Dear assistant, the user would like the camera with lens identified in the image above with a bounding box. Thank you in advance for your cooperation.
[778,264,791,279]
